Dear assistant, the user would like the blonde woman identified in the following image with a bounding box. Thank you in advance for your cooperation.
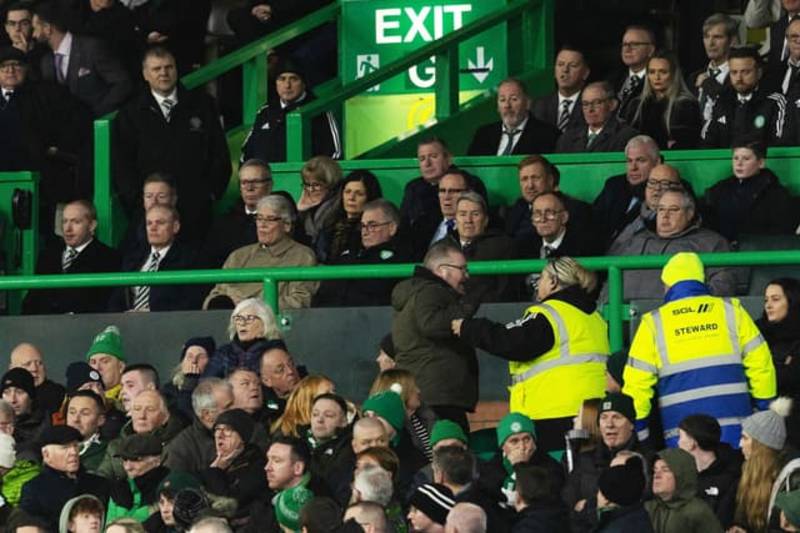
[297,155,343,245]
[452,257,609,452]
[270,375,335,438]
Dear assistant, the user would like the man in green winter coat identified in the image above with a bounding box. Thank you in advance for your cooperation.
[105,433,170,523]
[645,448,723,533]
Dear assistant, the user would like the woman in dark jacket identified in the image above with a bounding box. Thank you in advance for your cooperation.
[595,455,653,533]
[316,170,383,262]
[756,277,800,399]
[162,336,215,421]
[296,155,343,250]
[624,51,700,149]
[704,140,798,243]
[203,298,284,378]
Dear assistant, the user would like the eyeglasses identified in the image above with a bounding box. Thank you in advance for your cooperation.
[214,425,236,437]
[441,263,468,273]
[256,215,283,225]
[532,209,563,221]
[621,41,652,49]
[360,221,392,232]
[0,61,23,72]
[302,181,326,191]
[232,314,261,325]
[581,98,609,109]
[646,179,683,191]
[240,178,271,189]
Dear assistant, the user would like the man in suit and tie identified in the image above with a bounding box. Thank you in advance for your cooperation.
[690,14,737,122]
[533,46,589,132]
[764,15,800,96]
[22,200,120,314]
[765,0,800,72]
[109,204,201,311]
[516,191,595,260]
[467,78,560,156]
[426,170,470,249]
[555,81,638,153]
[610,25,656,119]
[32,1,131,117]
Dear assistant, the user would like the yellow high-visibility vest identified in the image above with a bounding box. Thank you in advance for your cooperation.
[509,299,609,420]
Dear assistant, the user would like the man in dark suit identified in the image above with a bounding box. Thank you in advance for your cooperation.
[765,1,800,73]
[533,46,589,132]
[109,204,201,311]
[32,1,132,117]
[555,81,638,153]
[608,25,655,119]
[764,15,800,96]
[409,170,470,259]
[689,14,737,122]
[516,191,596,260]
[114,45,231,243]
[467,77,560,156]
[23,200,120,314]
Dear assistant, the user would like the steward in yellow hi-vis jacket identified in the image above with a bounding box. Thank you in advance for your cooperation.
[454,257,609,453]
[623,252,776,448]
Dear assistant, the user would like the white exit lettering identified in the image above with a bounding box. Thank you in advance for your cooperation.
[375,4,472,45]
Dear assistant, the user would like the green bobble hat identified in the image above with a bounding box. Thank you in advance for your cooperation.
[496,412,536,447]
[274,482,314,532]
[430,420,468,447]
[157,471,202,498]
[85,325,126,362]
[361,391,405,433]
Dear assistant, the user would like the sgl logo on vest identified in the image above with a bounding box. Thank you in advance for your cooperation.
[671,302,715,316]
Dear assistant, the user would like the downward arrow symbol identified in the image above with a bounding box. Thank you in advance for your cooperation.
[467,46,494,84]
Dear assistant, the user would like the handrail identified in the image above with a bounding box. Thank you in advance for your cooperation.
[5,250,800,352]
[91,3,341,245]
[285,0,549,161]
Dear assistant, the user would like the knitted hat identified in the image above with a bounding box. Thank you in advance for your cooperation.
[274,483,314,532]
[180,336,216,362]
[85,326,125,362]
[430,420,468,447]
[214,408,255,443]
[39,425,82,447]
[776,489,800,527]
[172,488,210,530]
[598,455,646,506]
[274,58,306,85]
[408,483,455,525]
[65,362,104,393]
[661,252,705,287]
[678,414,721,451]
[361,391,405,433]
[0,433,15,468]
[0,368,35,400]
[741,397,792,451]
[606,351,628,388]
[496,412,536,448]
[599,392,636,425]
[157,471,202,498]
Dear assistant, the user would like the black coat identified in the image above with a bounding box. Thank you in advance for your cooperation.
[467,112,560,156]
[38,34,132,117]
[199,200,259,268]
[591,174,646,247]
[22,239,121,314]
[700,87,791,148]
[757,312,800,399]
[479,450,565,507]
[108,241,201,311]
[460,229,518,302]
[594,503,654,533]
[703,168,799,242]
[76,1,142,79]
[514,225,597,261]
[201,444,267,519]
[532,91,584,131]
[36,379,66,417]
[697,443,742,528]
[114,85,231,242]
[240,90,342,163]
[512,502,570,533]
[624,96,701,149]
[555,116,639,153]
[608,67,645,119]
[456,483,511,533]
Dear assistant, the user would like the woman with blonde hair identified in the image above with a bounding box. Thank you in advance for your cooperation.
[452,257,609,452]
[369,369,436,460]
[204,297,284,378]
[297,155,343,245]
[729,398,791,533]
[270,375,335,437]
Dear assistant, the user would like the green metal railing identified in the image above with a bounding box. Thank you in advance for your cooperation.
[4,250,799,351]
[91,3,340,245]
[285,0,551,161]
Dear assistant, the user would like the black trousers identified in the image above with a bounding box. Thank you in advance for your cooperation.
[533,416,575,454]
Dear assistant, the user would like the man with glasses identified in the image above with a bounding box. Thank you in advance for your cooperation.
[556,81,638,153]
[314,198,411,306]
[467,77,560,156]
[610,25,656,119]
[201,159,274,268]
[518,191,595,262]
[392,240,482,432]
[3,2,42,62]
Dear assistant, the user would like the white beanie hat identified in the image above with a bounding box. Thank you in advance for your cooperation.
[0,433,16,468]
[742,397,792,451]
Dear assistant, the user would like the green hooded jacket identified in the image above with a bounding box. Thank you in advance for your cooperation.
[1,460,40,506]
[644,448,724,533]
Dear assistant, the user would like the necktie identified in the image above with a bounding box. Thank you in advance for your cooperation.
[707,67,721,80]
[501,128,520,155]
[0,90,12,111]
[161,98,175,121]
[446,219,455,233]
[132,251,160,311]
[542,245,555,258]
[62,247,78,271]
[557,100,571,131]
[620,75,641,102]
[53,53,65,83]
[586,131,598,148]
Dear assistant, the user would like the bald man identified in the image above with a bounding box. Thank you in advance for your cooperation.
[9,343,64,415]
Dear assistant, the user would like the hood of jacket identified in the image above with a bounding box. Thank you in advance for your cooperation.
[392,265,457,311]
[656,448,698,506]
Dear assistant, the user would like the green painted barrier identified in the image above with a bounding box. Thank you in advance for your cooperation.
[5,250,800,352]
